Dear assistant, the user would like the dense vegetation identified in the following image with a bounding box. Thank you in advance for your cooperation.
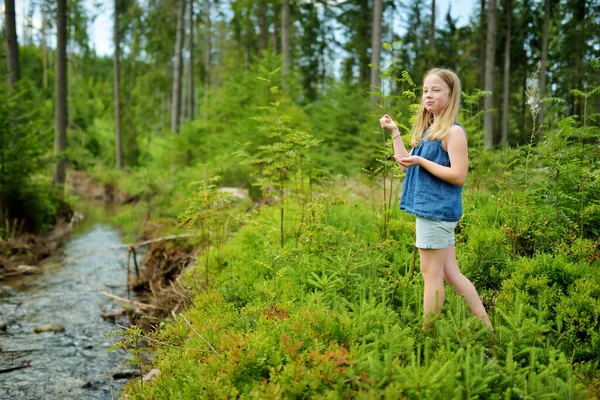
[1,0,599,397]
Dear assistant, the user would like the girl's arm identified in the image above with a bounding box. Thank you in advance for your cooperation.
[398,125,468,186]
[379,114,410,172]
[390,127,410,172]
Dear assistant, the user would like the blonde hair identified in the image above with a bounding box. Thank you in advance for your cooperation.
[410,68,461,147]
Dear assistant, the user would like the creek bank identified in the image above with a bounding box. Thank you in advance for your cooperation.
[0,197,156,399]
[0,208,78,281]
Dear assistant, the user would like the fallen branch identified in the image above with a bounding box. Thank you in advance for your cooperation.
[0,359,30,374]
[101,310,130,319]
[99,290,160,311]
[0,265,41,280]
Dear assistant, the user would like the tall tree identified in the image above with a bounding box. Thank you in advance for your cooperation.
[41,4,49,89]
[501,0,511,146]
[369,0,382,104]
[398,1,428,85]
[53,0,68,186]
[429,0,436,69]
[203,0,211,120]
[4,0,20,90]
[258,0,267,59]
[478,0,486,108]
[114,0,123,169]
[282,0,290,85]
[187,0,195,121]
[538,0,552,134]
[171,0,186,133]
[271,2,279,55]
[484,0,497,149]
[339,0,372,89]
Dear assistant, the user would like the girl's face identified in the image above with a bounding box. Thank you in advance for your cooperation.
[422,74,451,117]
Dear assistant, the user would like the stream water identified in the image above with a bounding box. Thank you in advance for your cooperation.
[0,204,140,399]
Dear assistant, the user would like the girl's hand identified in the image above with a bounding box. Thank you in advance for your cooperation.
[393,155,422,167]
[379,114,399,133]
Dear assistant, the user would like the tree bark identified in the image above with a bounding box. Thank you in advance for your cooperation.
[258,1,267,59]
[369,0,383,105]
[500,0,510,146]
[478,0,486,108]
[171,0,186,134]
[203,0,211,120]
[187,0,195,121]
[483,0,496,149]
[538,0,550,137]
[53,0,68,186]
[429,0,436,69]
[271,3,279,55]
[281,0,290,85]
[4,0,20,90]
[114,0,123,169]
[41,7,49,89]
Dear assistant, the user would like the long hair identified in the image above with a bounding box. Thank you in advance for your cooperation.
[410,68,461,147]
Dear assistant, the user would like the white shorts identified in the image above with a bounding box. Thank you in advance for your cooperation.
[415,217,457,250]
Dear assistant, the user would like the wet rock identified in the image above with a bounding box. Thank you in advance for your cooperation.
[112,369,140,380]
[65,377,89,389]
[33,323,65,333]
[139,351,156,366]
[143,369,160,382]
[58,337,76,347]
[0,286,16,298]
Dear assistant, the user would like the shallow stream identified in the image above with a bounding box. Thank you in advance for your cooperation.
[0,203,139,399]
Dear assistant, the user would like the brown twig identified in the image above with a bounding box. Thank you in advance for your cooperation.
[411,246,417,278]
[179,313,220,356]
[99,290,160,311]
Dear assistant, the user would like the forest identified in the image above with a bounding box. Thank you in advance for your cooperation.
[1,0,599,398]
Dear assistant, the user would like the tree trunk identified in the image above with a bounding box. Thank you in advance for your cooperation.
[114,0,123,169]
[171,0,186,134]
[258,1,267,59]
[483,0,496,149]
[53,0,68,186]
[187,0,195,121]
[369,0,383,105]
[538,0,550,137]
[478,0,486,108]
[281,0,290,85]
[203,0,211,120]
[41,7,49,89]
[271,3,279,55]
[429,0,436,69]
[4,0,20,90]
[596,69,600,129]
[500,0,510,146]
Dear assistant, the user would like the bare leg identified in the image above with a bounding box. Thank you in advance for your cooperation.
[419,248,446,329]
[442,245,493,329]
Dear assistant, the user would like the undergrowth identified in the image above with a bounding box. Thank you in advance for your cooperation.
[108,67,600,399]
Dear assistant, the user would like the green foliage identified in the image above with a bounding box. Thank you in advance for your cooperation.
[0,80,63,233]
[119,177,598,399]
[237,67,321,248]
[180,175,234,287]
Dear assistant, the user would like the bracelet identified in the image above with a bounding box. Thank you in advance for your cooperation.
[392,132,401,139]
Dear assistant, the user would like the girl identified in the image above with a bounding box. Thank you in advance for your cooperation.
[380,68,492,330]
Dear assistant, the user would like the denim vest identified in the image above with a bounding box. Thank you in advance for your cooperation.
[399,122,465,222]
